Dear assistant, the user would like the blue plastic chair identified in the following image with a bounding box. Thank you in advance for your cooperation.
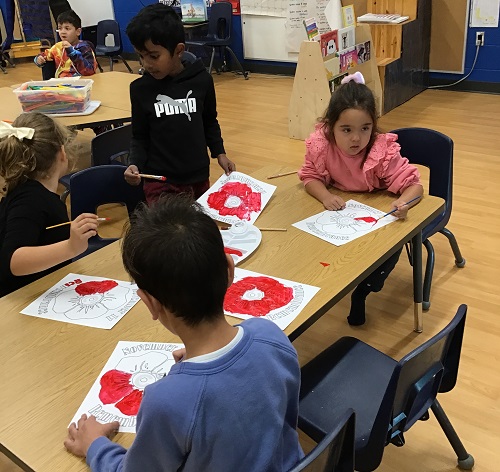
[60,124,132,202]
[95,19,132,73]
[186,1,248,79]
[289,409,355,472]
[69,165,144,257]
[298,304,473,472]
[392,127,466,310]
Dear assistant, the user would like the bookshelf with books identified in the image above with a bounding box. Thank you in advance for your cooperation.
[289,24,382,140]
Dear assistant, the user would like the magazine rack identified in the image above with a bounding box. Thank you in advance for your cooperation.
[289,24,382,141]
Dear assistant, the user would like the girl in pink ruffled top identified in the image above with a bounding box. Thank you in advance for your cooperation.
[298,71,423,326]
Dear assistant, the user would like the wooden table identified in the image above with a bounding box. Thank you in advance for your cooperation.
[0,166,444,471]
[1,72,136,129]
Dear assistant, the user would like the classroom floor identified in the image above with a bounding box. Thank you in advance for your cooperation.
[1,61,499,472]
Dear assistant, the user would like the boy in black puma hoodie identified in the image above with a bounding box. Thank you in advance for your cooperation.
[124,4,236,203]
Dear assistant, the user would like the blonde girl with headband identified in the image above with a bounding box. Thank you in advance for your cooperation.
[298,72,423,326]
[0,113,99,297]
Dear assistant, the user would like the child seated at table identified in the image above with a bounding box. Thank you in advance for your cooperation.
[299,71,423,326]
[64,195,303,472]
[123,4,235,203]
[0,113,99,297]
[34,10,97,78]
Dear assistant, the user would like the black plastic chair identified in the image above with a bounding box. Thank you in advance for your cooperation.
[95,19,133,73]
[60,124,132,202]
[392,127,466,310]
[69,165,144,257]
[186,1,248,79]
[289,409,355,472]
[299,304,473,472]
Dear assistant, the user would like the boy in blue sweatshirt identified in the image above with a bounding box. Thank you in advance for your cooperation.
[64,195,303,472]
[123,4,235,204]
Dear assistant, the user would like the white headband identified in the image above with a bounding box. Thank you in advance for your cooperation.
[0,121,35,141]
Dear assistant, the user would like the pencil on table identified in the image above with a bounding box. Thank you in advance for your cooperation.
[267,170,298,180]
[45,217,110,230]
[138,173,167,181]
[220,226,287,232]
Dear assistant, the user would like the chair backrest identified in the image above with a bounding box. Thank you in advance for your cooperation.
[182,50,198,64]
[70,165,144,219]
[386,305,467,440]
[391,127,454,235]
[289,410,355,472]
[91,125,132,166]
[96,19,122,52]
[207,1,232,41]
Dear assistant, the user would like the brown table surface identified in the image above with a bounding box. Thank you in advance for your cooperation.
[0,166,444,471]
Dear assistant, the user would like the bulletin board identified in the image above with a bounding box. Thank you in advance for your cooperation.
[242,14,299,62]
[67,0,114,27]
[430,0,469,73]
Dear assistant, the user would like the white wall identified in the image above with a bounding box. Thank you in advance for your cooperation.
[69,0,114,27]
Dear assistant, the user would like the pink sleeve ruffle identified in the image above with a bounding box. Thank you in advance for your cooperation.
[373,133,421,194]
[298,126,332,187]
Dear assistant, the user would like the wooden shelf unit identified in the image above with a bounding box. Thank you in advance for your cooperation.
[289,24,382,141]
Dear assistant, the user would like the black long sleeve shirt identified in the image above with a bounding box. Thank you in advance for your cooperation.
[129,59,226,184]
[0,180,69,297]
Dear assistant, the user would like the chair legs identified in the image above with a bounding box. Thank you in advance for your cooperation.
[105,55,133,73]
[96,59,104,73]
[118,55,133,73]
[430,399,474,470]
[0,62,5,74]
[224,46,249,79]
[440,228,466,268]
[422,239,434,311]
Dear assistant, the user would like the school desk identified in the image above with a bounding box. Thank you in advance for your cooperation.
[1,71,135,129]
[0,166,443,471]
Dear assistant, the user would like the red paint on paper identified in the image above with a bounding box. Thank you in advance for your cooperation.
[115,388,143,416]
[224,276,294,317]
[99,369,133,404]
[320,262,330,267]
[224,247,244,257]
[75,280,118,296]
[354,216,377,224]
[207,182,261,221]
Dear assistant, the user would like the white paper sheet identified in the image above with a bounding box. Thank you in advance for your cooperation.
[71,341,183,433]
[221,221,262,265]
[21,273,140,329]
[292,199,398,246]
[197,172,276,225]
[224,268,320,330]
[470,0,500,27]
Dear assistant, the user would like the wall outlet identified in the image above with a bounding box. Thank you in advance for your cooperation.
[476,31,485,46]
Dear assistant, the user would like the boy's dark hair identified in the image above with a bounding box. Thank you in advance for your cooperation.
[122,195,229,326]
[56,10,82,29]
[126,4,185,55]
[321,81,379,166]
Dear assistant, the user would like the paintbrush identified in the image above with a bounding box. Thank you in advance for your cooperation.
[267,170,297,179]
[138,173,167,181]
[373,196,421,224]
[46,217,111,230]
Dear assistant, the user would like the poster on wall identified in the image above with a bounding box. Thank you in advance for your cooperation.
[470,0,500,27]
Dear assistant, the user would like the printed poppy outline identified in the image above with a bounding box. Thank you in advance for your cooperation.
[224,276,294,317]
[207,181,262,221]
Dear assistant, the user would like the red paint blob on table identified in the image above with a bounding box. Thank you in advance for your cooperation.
[75,280,118,296]
[207,182,261,221]
[224,247,244,257]
[320,262,330,267]
[354,216,377,224]
[224,276,294,317]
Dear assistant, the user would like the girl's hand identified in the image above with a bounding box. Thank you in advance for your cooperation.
[68,213,98,256]
[217,154,236,175]
[390,199,409,219]
[323,194,346,211]
[64,414,120,458]
[124,165,142,186]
